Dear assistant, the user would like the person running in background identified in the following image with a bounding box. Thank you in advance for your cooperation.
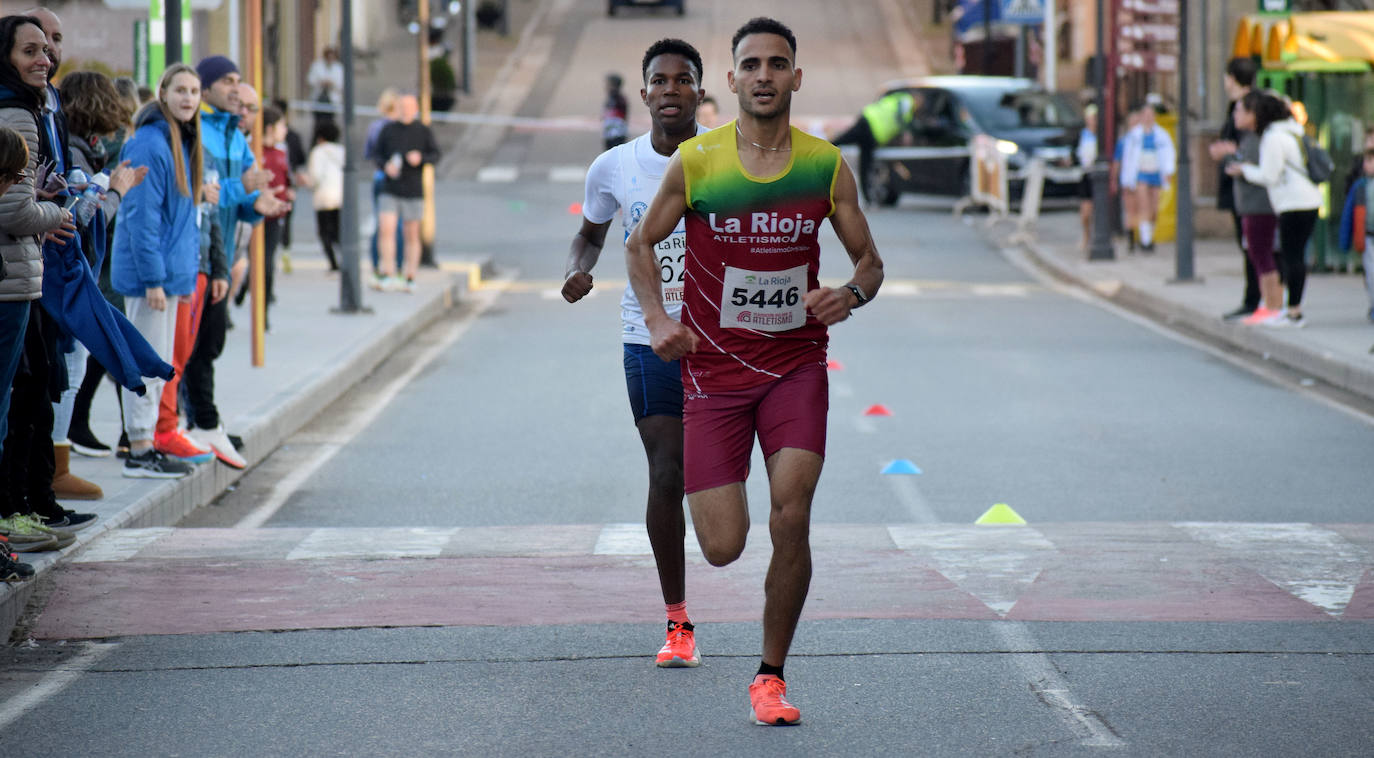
[563,37,707,669]
[1209,57,1260,321]
[601,73,628,150]
[1231,91,1321,328]
[371,92,439,293]
[1118,99,1175,253]
[626,17,883,726]
[301,119,343,272]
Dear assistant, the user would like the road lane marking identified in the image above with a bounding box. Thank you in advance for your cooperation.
[71,528,174,563]
[593,523,702,557]
[548,165,587,183]
[0,641,119,732]
[286,528,461,560]
[476,165,518,182]
[234,281,509,529]
[994,623,1127,749]
[1175,522,1370,615]
[890,525,1055,616]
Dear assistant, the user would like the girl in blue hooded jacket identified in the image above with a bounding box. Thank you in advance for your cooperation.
[110,62,203,479]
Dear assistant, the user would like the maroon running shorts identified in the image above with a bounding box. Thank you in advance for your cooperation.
[682,360,828,494]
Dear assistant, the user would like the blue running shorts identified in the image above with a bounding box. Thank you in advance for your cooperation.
[623,343,683,422]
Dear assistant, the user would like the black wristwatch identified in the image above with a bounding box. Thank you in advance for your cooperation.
[843,282,869,309]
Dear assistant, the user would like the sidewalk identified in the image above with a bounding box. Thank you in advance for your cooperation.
[0,250,488,636]
[1009,210,1374,403]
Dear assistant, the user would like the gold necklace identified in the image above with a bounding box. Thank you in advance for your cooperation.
[736,122,790,152]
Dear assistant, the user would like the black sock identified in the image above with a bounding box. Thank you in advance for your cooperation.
[756,662,784,681]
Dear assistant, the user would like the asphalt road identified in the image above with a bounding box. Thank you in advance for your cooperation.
[2,1,1372,754]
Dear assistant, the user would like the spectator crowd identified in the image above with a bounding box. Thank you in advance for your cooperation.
[0,7,439,583]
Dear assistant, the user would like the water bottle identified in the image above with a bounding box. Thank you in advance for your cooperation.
[72,170,108,227]
[202,168,219,214]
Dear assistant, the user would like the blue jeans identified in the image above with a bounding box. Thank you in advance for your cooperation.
[0,300,31,459]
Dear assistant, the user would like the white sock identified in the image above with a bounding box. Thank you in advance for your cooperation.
[1140,221,1154,246]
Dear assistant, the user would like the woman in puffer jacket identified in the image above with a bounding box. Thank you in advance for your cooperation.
[110,62,204,479]
[1231,90,1322,328]
[0,15,78,525]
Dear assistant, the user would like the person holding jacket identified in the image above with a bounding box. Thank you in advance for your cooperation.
[181,55,285,470]
[111,62,205,479]
[831,90,915,204]
[1228,91,1321,328]
[49,70,146,499]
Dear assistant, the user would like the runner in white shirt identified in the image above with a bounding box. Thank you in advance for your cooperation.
[561,38,706,669]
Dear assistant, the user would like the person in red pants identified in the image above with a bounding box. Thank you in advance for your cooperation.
[155,176,228,461]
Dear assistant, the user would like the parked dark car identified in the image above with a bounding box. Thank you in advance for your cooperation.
[867,76,1084,206]
[608,0,684,16]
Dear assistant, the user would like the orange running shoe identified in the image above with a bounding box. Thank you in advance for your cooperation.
[749,674,801,725]
[655,621,700,668]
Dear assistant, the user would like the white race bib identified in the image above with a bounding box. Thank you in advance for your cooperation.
[655,233,686,306]
[720,264,808,332]
[1138,149,1159,173]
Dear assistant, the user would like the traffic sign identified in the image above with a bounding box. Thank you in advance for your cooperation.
[1119,50,1177,72]
[1120,22,1179,43]
[1000,0,1043,24]
[1121,0,1178,13]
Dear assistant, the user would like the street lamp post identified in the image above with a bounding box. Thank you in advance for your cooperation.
[1172,0,1196,282]
[1089,0,1115,261]
[335,0,368,313]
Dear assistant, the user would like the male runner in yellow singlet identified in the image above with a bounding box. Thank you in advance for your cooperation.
[626,16,884,726]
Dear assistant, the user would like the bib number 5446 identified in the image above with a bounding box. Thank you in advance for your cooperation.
[730,287,799,308]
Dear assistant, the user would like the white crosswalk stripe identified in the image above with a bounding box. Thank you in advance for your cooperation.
[476,165,518,182]
[1175,522,1370,615]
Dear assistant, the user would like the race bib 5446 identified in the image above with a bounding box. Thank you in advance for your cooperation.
[719,264,808,332]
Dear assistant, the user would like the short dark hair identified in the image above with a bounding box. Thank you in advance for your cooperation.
[731,17,796,60]
[261,104,283,128]
[314,120,340,143]
[1243,89,1290,135]
[1225,57,1258,88]
[641,38,703,85]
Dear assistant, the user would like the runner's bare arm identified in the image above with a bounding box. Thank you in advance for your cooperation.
[626,154,699,361]
[562,218,611,303]
[806,160,885,326]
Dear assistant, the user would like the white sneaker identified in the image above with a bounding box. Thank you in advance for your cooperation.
[382,275,407,293]
[187,424,247,469]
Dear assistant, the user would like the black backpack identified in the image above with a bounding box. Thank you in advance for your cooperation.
[1295,133,1334,184]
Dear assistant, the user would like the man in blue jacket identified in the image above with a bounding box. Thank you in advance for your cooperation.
[181,55,287,469]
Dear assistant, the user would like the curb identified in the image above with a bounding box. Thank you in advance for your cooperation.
[0,258,493,640]
[1015,237,1374,403]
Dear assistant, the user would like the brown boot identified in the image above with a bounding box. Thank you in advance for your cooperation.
[52,442,103,500]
